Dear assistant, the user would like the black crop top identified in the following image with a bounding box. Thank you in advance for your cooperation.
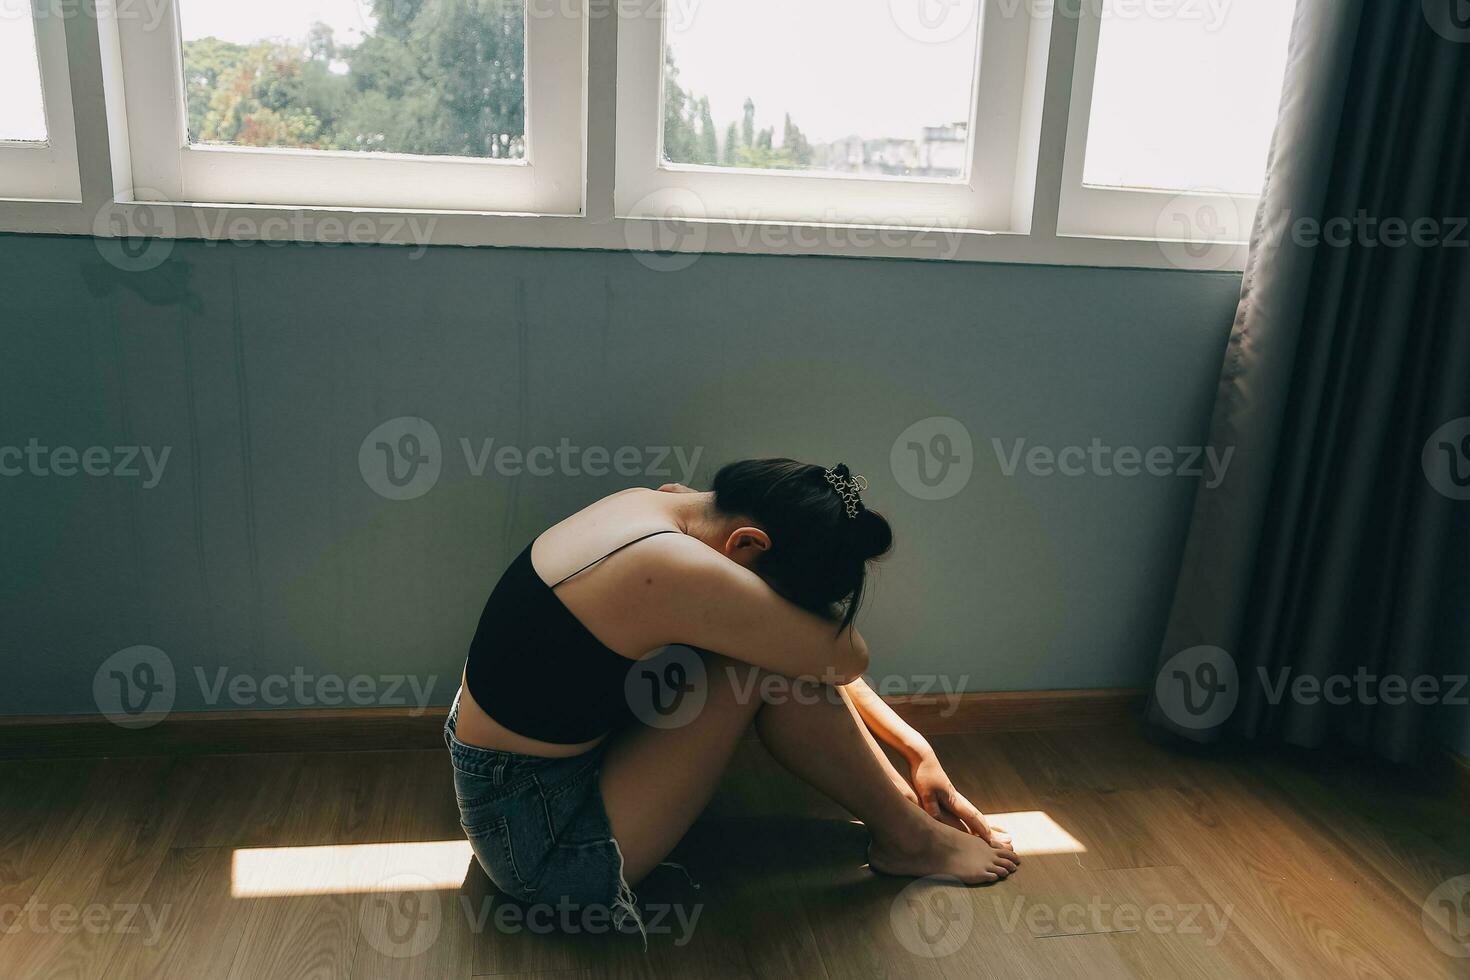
[464,530,679,744]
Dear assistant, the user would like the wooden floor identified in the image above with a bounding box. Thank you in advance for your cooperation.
[1,725,1467,979]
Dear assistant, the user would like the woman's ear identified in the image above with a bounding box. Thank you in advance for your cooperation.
[722,526,771,568]
[657,482,699,493]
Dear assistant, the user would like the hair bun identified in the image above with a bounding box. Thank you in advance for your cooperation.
[850,508,893,562]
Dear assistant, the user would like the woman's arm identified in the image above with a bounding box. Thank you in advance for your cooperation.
[845,677,933,767]
[846,677,1012,847]
[628,532,870,683]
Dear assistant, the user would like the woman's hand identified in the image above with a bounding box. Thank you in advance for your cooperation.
[909,753,1012,848]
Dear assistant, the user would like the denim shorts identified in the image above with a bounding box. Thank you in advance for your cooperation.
[443,691,644,937]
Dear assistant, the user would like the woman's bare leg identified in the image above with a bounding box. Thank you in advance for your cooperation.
[752,679,1018,883]
[599,653,1018,885]
[599,651,766,884]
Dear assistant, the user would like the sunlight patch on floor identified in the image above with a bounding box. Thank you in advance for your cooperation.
[989,811,1087,855]
[231,840,474,897]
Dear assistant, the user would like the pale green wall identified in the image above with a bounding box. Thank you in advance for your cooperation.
[0,234,1243,714]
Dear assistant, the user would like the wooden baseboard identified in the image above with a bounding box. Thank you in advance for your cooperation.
[0,688,1146,760]
[885,688,1145,736]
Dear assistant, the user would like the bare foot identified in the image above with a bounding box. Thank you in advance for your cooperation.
[868,820,1021,885]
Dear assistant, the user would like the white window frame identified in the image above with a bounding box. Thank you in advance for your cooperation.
[114,0,584,214]
[615,0,1040,232]
[1055,0,1258,261]
[0,1,1284,270]
[0,1,81,202]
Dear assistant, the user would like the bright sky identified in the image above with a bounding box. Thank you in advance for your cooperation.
[1,7,47,141]
[178,0,373,44]
[667,0,980,144]
[1085,0,1295,194]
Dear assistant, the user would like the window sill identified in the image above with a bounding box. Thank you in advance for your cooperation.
[0,199,1249,272]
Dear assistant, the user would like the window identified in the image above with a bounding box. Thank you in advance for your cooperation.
[0,0,1301,268]
[0,0,80,201]
[1,8,48,142]
[659,0,978,179]
[617,0,1045,231]
[1059,0,1296,247]
[116,0,582,212]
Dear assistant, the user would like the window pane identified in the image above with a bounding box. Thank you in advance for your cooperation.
[1083,0,1294,195]
[662,0,980,179]
[178,0,525,159]
[0,3,47,142]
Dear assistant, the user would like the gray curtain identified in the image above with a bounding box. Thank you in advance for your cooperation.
[1147,0,1470,762]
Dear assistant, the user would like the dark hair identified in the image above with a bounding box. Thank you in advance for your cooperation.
[711,458,893,630]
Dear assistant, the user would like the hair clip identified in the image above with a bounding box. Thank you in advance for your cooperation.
[824,465,868,519]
